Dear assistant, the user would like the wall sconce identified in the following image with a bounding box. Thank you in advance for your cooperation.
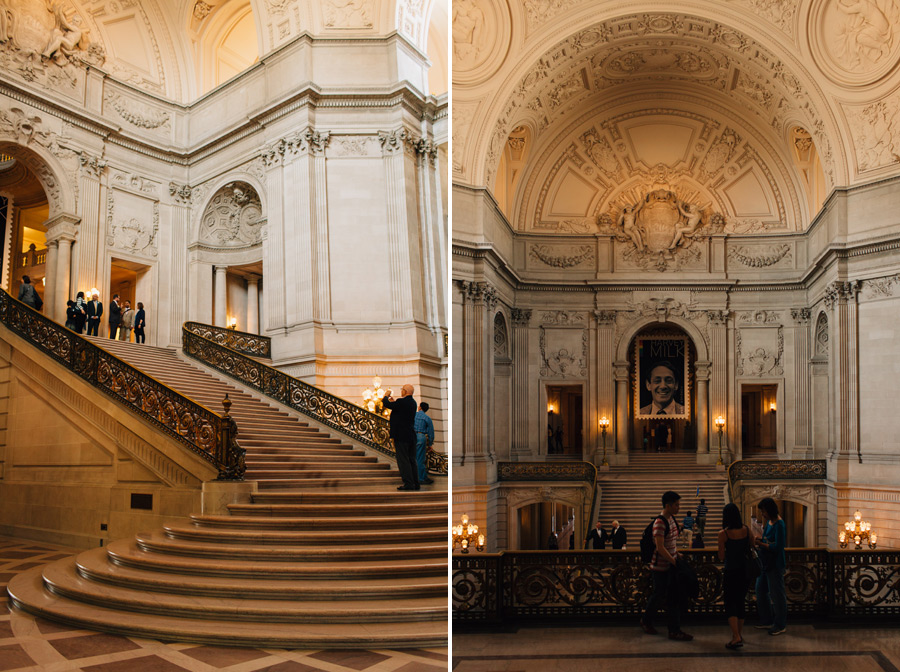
[770,401,777,413]
[452,513,485,553]
[228,317,237,330]
[714,415,726,466]
[547,403,555,415]
[839,509,876,549]
[599,416,610,467]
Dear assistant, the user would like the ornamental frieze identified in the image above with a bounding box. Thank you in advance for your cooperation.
[541,311,585,325]
[199,182,263,247]
[736,310,782,325]
[728,243,792,268]
[529,244,594,269]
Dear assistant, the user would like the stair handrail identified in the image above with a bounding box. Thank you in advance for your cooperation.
[183,322,271,358]
[727,459,827,516]
[182,322,449,475]
[0,289,244,480]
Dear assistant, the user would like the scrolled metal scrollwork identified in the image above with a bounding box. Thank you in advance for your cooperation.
[184,321,271,358]
[0,289,242,480]
[182,324,448,475]
[498,462,595,482]
[833,551,900,613]
[729,459,827,483]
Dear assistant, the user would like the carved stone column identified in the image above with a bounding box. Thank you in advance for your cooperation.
[169,183,192,345]
[614,360,630,453]
[695,360,710,455]
[510,307,532,459]
[247,275,260,334]
[457,280,497,467]
[44,213,80,322]
[595,310,617,461]
[214,265,228,327]
[261,143,286,333]
[791,308,812,457]
[283,133,313,328]
[415,138,442,338]
[75,154,106,299]
[709,310,728,455]
[309,131,331,322]
[379,130,415,323]
[826,281,860,463]
[1,195,13,291]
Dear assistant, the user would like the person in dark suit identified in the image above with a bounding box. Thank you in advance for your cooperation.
[108,293,121,339]
[382,384,419,491]
[585,521,608,549]
[85,292,103,336]
[134,302,146,344]
[609,520,628,549]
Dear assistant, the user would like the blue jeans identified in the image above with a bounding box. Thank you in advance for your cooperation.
[415,433,429,481]
[756,566,787,629]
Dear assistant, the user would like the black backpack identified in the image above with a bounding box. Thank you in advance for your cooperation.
[640,515,672,564]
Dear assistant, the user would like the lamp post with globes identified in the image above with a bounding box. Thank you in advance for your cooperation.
[599,416,610,467]
[715,415,726,466]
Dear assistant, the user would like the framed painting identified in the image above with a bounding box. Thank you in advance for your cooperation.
[635,335,690,419]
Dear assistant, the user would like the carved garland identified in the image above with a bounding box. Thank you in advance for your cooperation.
[530,244,594,268]
[728,243,792,268]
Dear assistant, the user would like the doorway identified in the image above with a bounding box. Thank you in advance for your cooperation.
[110,258,152,342]
[517,501,577,550]
[546,385,582,457]
[741,384,777,455]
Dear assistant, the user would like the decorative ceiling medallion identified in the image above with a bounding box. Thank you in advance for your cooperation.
[809,0,900,87]
[595,45,722,82]
[452,0,511,86]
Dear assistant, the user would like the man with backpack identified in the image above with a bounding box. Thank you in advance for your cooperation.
[640,490,693,641]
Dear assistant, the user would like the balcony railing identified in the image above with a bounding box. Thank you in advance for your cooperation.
[182,323,449,475]
[453,548,900,623]
[183,322,271,358]
[0,288,244,480]
[18,245,47,269]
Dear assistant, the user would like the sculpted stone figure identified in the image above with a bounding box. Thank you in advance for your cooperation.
[0,0,15,46]
[618,200,645,251]
[835,0,893,67]
[43,2,84,60]
[670,202,703,250]
[453,0,485,64]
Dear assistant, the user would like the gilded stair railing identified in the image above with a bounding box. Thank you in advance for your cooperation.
[0,289,244,480]
[180,322,271,358]
[182,322,449,475]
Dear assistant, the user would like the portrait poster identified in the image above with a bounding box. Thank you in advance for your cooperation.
[634,335,690,419]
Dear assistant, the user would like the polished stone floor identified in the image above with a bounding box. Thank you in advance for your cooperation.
[452,622,900,671]
[0,536,447,672]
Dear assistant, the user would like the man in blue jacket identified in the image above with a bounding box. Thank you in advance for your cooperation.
[414,402,435,486]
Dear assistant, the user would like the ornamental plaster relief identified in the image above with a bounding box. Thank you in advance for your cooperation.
[89,1,168,95]
[845,94,900,173]
[104,93,171,132]
[106,187,159,258]
[736,325,784,377]
[860,274,900,299]
[724,0,797,37]
[810,0,900,87]
[539,325,587,378]
[481,14,837,192]
[452,0,510,85]
[396,0,425,46]
[198,182,263,248]
[322,0,373,29]
[330,135,377,157]
[528,244,594,269]
[727,243,793,268]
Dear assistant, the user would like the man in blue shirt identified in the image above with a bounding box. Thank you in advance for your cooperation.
[414,402,435,485]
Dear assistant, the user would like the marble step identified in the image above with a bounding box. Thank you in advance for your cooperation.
[40,560,445,623]
[227,503,446,517]
[163,524,446,545]
[106,539,446,578]
[246,454,376,463]
[191,514,446,529]
[246,467,397,479]
[248,490,447,504]
[136,531,445,560]
[9,568,447,648]
[74,548,446,599]
[254,477,403,490]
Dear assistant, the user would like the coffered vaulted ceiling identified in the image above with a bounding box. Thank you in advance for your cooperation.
[453,0,900,233]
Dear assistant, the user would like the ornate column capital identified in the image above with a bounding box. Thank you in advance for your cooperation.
[594,309,616,325]
[790,307,811,324]
[694,360,711,380]
[414,138,438,166]
[613,360,630,381]
[44,212,80,244]
[511,307,532,326]
[78,152,107,179]
[169,182,193,205]
[378,128,415,156]
[706,309,728,326]
[457,279,497,309]
[824,280,861,308]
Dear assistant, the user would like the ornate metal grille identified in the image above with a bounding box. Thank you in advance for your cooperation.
[454,548,897,623]
[184,321,271,358]
[498,462,596,482]
[181,325,449,475]
[729,459,827,483]
[0,289,243,480]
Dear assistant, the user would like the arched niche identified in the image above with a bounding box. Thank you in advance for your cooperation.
[504,486,588,551]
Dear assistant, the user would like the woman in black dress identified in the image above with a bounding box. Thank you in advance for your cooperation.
[717,503,756,649]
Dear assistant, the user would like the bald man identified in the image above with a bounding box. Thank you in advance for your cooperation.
[382,384,420,490]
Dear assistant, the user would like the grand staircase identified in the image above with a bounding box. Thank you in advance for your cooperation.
[593,453,728,547]
[8,338,447,648]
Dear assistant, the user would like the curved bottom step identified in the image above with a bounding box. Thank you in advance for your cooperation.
[8,567,448,649]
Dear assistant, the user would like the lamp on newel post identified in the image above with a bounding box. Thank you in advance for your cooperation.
[715,415,726,466]
[452,513,485,553]
[599,416,610,467]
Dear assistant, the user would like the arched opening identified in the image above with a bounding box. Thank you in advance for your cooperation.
[628,323,697,452]
[194,0,259,95]
[0,154,50,307]
[517,501,576,550]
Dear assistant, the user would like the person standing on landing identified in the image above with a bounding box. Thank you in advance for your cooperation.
[108,294,121,339]
[640,490,693,641]
[382,384,419,491]
[718,503,755,650]
[754,497,787,636]
[413,402,435,485]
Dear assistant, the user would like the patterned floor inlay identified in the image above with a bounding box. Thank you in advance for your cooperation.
[453,625,900,672]
[0,535,448,671]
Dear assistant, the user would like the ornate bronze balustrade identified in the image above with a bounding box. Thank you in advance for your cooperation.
[498,462,596,482]
[454,548,896,623]
[0,289,244,480]
[182,325,449,475]
[184,321,271,358]
[729,459,827,483]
